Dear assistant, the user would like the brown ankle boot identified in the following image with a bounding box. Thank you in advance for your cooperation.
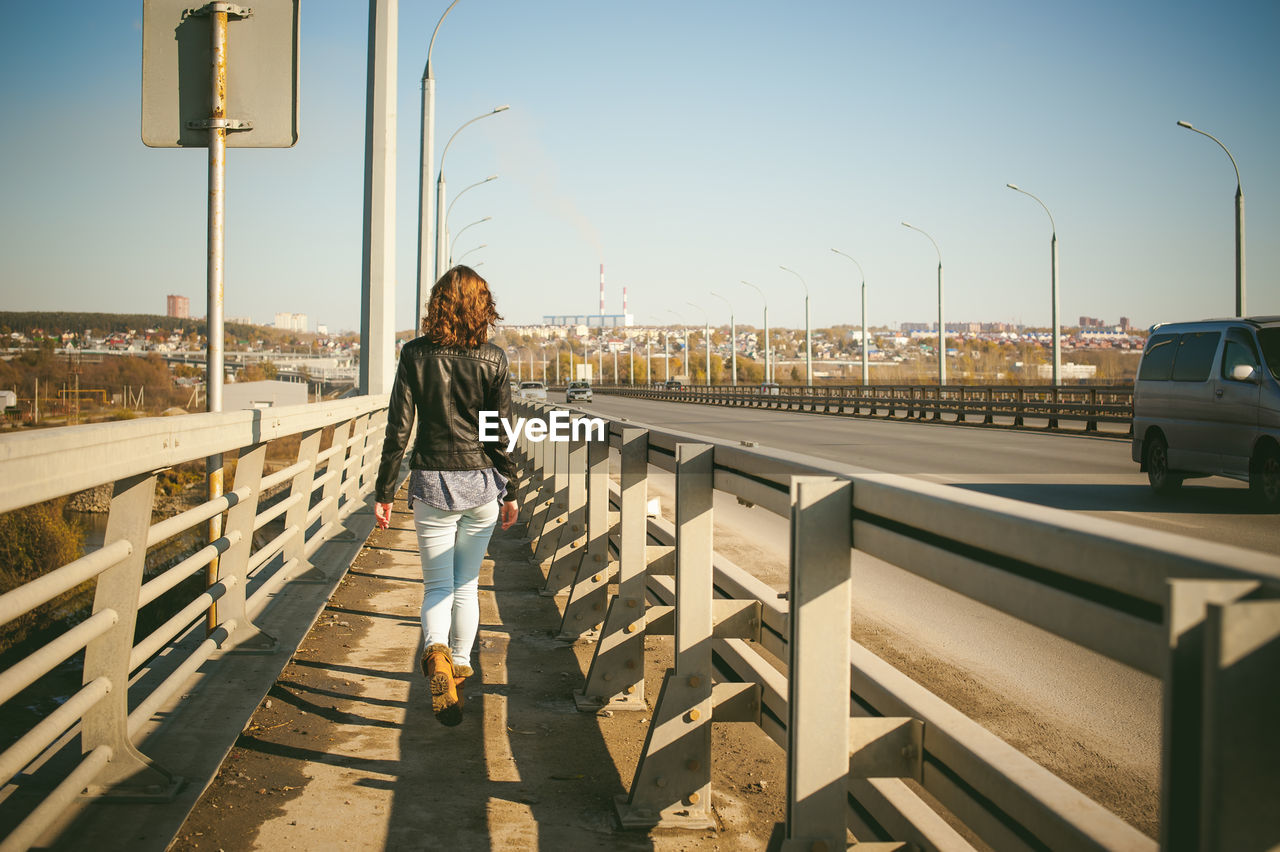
[425,644,464,726]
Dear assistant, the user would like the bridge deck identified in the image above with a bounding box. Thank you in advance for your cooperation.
[49,485,783,850]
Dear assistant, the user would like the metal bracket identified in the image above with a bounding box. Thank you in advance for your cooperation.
[189,2,253,17]
[186,118,254,132]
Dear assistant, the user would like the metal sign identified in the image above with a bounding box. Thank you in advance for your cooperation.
[141,0,299,147]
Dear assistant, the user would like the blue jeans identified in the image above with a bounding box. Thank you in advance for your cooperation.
[412,500,500,668]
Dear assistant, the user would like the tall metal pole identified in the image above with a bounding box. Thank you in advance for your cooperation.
[780,266,811,385]
[711,292,735,386]
[629,338,634,385]
[204,3,229,633]
[686,302,710,386]
[361,0,397,396]
[1177,121,1246,316]
[832,250,867,386]
[1006,185,1060,386]
[435,106,509,282]
[742,281,769,383]
[902,222,945,386]
[417,0,461,333]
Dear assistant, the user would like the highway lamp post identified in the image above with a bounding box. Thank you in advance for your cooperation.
[1177,120,1246,316]
[779,266,811,385]
[629,338,635,385]
[597,347,603,382]
[448,216,491,266]
[741,281,770,383]
[435,105,509,282]
[554,340,560,384]
[831,249,869,387]
[1005,185,1060,386]
[416,0,461,333]
[710,291,736,385]
[686,302,711,385]
[454,243,486,267]
[444,173,497,237]
[613,347,618,384]
[667,310,687,381]
[901,222,946,386]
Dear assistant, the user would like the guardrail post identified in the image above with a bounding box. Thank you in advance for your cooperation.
[284,429,325,583]
[617,442,715,830]
[983,387,994,425]
[1085,388,1099,432]
[80,472,181,798]
[577,427,649,711]
[216,442,276,652]
[1013,388,1025,427]
[338,413,370,522]
[779,476,852,849]
[1047,386,1060,430]
[1161,578,1261,851]
[317,419,350,541]
[1196,597,1280,850]
[541,423,588,596]
[558,426,612,638]
[531,428,570,565]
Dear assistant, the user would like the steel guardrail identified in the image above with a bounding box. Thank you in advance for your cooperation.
[0,396,388,851]
[509,398,1280,850]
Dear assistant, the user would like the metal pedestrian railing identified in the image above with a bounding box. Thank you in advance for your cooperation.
[0,396,388,851]
[509,398,1280,850]
[591,383,1135,434]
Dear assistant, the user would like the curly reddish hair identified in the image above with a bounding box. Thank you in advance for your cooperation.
[421,265,502,347]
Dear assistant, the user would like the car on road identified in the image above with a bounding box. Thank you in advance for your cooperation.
[516,381,548,401]
[663,379,683,390]
[1132,316,1280,508]
[565,381,593,403]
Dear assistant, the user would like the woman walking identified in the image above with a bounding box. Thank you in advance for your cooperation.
[374,266,518,726]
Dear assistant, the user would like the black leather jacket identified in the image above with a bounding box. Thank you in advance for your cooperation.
[375,338,517,504]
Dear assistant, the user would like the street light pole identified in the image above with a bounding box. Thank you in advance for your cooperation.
[444,173,497,232]
[454,243,486,266]
[779,266,811,385]
[831,249,868,386]
[741,281,769,383]
[686,302,710,385]
[710,291,735,385]
[902,222,946,386]
[1177,120,1246,316]
[667,310,687,382]
[435,105,509,282]
[1006,184,1060,386]
[416,0,460,333]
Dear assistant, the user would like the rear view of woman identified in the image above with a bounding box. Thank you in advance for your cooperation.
[374,266,518,726]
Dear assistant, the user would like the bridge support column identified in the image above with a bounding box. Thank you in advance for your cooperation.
[577,428,649,711]
[778,476,853,849]
[216,442,276,652]
[617,443,715,830]
[1162,579,1279,851]
[80,472,181,799]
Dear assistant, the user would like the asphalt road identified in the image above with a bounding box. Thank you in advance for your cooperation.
[584,393,1280,555]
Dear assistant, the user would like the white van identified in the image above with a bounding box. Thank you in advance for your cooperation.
[1132,316,1280,508]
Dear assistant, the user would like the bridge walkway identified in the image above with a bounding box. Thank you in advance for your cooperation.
[60,483,783,850]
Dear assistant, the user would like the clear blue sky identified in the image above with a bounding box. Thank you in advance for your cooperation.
[1,0,1277,333]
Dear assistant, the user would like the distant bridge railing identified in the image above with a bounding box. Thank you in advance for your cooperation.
[588,383,1135,433]
[0,396,387,851]
[511,398,1280,849]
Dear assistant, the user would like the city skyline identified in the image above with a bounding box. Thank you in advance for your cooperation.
[1,1,1277,334]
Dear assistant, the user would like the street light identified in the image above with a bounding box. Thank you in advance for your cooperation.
[444,173,497,233]
[667,310,687,381]
[710,291,736,385]
[416,0,462,332]
[686,301,711,386]
[831,250,868,387]
[741,281,769,383]
[1006,184,1060,386]
[454,243,486,266]
[779,266,811,385]
[449,216,491,263]
[435,105,509,281]
[1177,120,1246,316]
[901,222,946,386]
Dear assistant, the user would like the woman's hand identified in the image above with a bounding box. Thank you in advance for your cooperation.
[500,499,519,530]
[375,502,393,529]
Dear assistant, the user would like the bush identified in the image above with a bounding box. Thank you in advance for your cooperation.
[0,498,88,655]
